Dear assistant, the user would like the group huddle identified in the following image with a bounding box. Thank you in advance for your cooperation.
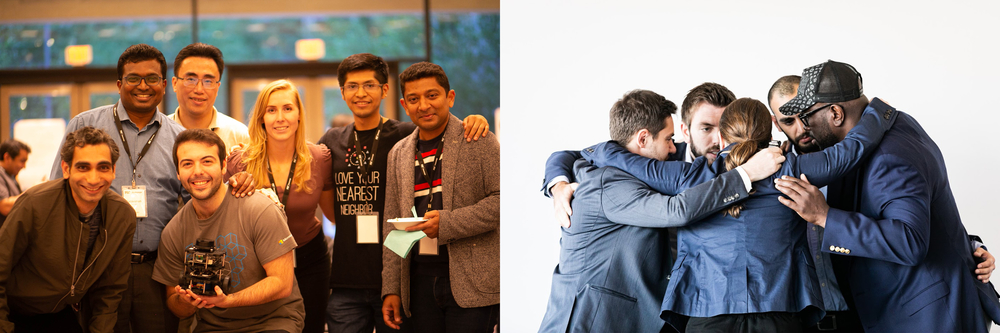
[540,60,1000,333]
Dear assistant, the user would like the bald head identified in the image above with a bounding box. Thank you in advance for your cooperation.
[766,75,821,154]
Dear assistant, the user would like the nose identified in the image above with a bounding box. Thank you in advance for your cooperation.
[668,140,677,154]
[356,86,368,97]
[85,168,101,184]
[191,161,206,176]
[418,97,432,111]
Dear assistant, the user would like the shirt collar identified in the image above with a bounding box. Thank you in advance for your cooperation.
[116,99,162,128]
[170,107,220,130]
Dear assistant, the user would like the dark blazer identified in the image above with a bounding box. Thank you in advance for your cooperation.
[538,159,750,333]
[823,98,1000,332]
[582,102,897,332]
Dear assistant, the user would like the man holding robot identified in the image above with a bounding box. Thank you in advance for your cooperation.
[152,128,304,333]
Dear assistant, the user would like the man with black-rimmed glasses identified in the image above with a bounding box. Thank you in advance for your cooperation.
[50,43,188,333]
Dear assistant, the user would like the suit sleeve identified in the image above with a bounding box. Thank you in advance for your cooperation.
[84,205,136,333]
[601,169,749,228]
[381,146,404,299]
[581,141,712,195]
[790,99,898,187]
[540,150,582,197]
[437,133,500,245]
[0,192,35,332]
[822,154,931,266]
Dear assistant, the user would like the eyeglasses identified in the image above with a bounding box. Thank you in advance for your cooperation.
[181,77,220,89]
[797,103,835,128]
[343,82,383,95]
[122,75,163,86]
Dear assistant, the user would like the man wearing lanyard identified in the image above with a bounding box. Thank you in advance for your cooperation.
[317,53,489,333]
[0,139,29,226]
[380,62,499,332]
[50,44,187,333]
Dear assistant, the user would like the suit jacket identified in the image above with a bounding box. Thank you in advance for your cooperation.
[823,98,1000,332]
[538,159,750,333]
[582,102,897,332]
[381,114,500,316]
[540,142,688,196]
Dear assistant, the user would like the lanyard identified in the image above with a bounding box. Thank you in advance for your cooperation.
[415,139,444,210]
[348,117,384,176]
[112,103,161,187]
[267,152,298,208]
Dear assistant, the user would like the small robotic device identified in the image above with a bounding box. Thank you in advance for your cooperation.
[180,239,231,296]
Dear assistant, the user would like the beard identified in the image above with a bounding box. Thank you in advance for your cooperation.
[693,143,720,159]
[793,135,821,154]
[806,118,840,150]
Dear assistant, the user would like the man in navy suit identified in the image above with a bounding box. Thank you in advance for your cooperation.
[538,90,785,332]
[774,60,1000,332]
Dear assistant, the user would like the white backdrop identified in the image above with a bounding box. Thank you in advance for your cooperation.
[499,0,1000,331]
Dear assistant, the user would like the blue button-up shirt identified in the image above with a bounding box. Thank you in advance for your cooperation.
[50,100,188,252]
[792,146,849,312]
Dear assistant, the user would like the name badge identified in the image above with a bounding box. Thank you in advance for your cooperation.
[419,237,438,255]
[122,186,147,218]
[356,214,379,244]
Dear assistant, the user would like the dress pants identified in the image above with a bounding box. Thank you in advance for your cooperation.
[295,233,332,333]
[115,259,175,333]
[10,306,83,333]
[409,274,499,333]
[686,312,801,333]
[327,287,410,333]
[803,310,864,333]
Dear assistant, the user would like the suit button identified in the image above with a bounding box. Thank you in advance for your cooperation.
[830,245,836,251]
[845,249,850,254]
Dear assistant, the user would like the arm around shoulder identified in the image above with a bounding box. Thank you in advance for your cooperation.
[437,133,500,244]
[603,168,749,228]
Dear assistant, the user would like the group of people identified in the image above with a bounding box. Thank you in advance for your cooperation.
[0,42,500,333]
[540,60,1000,332]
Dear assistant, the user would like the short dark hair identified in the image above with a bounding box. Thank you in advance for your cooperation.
[117,44,167,80]
[174,43,225,77]
[399,62,450,95]
[767,75,801,107]
[60,126,120,165]
[0,140,30,160]
[172,129,227,168]
[338,53,389,86]
[609,90,677,145]
[680,82,735,127]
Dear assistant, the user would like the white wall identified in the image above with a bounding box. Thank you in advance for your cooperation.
[500,1,1000,331]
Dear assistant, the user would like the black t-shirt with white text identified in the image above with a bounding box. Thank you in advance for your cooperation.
[319,119,417,289]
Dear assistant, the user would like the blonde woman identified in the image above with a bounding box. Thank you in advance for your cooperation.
[225,79,335,333]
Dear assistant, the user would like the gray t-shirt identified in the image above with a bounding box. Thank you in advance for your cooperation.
[152,191,303,333]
